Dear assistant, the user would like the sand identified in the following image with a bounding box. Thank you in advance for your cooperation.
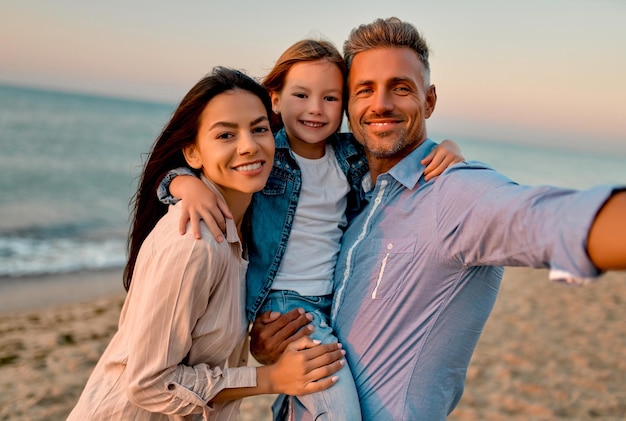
[0,267,624,420]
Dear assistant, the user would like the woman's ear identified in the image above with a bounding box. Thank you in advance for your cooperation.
[182,143,202,169]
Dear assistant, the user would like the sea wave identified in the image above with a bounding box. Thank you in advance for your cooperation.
[0,229,126,277]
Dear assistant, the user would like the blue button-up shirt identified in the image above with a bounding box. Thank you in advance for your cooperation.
[331,138,618,420]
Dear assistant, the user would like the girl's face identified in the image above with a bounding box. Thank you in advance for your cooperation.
[184,89,274,204]
[271,59,344,158]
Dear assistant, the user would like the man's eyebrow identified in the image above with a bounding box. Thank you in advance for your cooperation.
[352,79,373,86]
[352,77,416,86]
[389,76,415,85]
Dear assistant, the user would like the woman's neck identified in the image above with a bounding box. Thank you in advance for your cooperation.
[223,192,253,237]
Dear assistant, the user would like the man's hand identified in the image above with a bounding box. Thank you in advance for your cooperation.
[250,308,315,365]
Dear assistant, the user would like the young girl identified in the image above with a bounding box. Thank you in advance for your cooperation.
[160,41,464,420]
[68,67,344,421]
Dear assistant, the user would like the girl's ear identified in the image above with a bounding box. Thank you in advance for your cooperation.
[182,143,202,169]
[270,92,281,114]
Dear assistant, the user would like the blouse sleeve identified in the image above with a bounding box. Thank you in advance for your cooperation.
[122,228,256,417]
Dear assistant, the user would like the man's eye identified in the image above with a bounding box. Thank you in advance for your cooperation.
[394,86,411,94]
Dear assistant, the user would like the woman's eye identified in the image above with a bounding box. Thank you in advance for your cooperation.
[253,126,269,134]
[217,132,234,140]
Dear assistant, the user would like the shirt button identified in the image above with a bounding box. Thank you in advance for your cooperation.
[387,243,393,250]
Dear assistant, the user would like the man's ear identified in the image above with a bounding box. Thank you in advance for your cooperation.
[425,85,437,119]
[182,143,202,169]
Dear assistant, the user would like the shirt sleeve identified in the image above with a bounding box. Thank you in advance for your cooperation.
[435,161,620,284]
[123,230,256,417]
[156,167,197,205]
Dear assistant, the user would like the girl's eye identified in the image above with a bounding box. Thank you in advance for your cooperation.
[324,96,339,102]
[294,93,307,99]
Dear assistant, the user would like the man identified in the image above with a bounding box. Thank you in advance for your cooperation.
[251,17,626,420]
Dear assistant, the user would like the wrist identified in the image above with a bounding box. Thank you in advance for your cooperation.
[255,365,276,394]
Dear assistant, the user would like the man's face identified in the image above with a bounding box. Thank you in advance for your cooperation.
[347,47,436,170]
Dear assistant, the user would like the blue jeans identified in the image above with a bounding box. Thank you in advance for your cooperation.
[260,290,362,421]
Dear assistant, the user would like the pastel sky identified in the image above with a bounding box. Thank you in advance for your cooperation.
[2,0,625,154]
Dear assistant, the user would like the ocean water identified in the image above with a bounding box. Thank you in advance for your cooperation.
[0,84,174,277]
[0,84,624,279]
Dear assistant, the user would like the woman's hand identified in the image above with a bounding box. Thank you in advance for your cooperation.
[259,337,346,396]
[421,139,465,181]
[170,175,233,241]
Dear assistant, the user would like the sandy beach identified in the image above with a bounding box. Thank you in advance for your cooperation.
[0,267,624,420]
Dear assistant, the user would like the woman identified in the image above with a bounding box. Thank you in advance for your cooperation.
[68,67,344,421]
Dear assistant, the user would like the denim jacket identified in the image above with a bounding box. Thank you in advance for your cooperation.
[245,128,368,320]
[157,128,369,321]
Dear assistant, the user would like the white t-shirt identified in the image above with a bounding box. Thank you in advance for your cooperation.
[271,143,350,296]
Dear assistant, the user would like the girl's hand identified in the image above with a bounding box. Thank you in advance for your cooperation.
[421,139,465,181]
[261,337,345,396]
[170,175,233,241]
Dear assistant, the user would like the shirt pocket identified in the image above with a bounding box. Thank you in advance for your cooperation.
[366,238,416,300]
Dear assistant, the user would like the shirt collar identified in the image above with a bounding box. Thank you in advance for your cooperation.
[387,138,437,190]
[274,128,291,150]
[361,138,437,192]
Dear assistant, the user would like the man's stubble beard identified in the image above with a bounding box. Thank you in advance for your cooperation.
[361,127,412,159]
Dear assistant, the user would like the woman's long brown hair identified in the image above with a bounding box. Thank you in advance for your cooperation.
[123,67,272,290]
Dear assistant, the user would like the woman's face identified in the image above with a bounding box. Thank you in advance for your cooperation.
[184,89,274,203]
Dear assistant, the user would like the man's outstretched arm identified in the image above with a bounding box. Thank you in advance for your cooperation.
[587,190,626,271]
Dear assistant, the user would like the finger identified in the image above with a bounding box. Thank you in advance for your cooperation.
[423,156,448,180]
[208,206,227,234]
[190,213,203,240]
[420,150,434,165]
[201,209,225,242]
[272,314,314,343]
[286,336,322,352]
[216,196,234,220]
[301,343,344,366]
[301,375,339,394]
[304,359,345,390]
[257,310,282,324]
[179,209,189,235]
[259,308,310,337]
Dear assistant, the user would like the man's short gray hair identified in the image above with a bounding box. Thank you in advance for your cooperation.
[343,17,431,81]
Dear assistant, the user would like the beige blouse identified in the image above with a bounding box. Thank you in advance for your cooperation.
[68,182,256,420]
